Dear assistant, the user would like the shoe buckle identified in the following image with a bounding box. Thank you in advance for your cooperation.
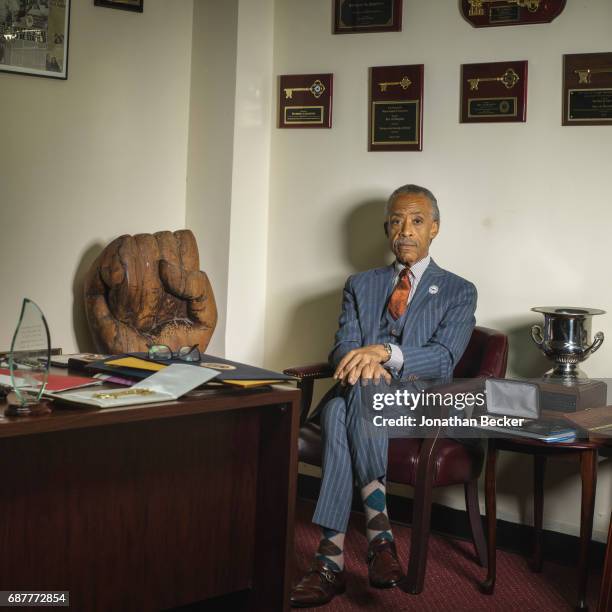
[320,567,336,584]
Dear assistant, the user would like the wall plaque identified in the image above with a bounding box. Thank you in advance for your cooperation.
[461,61,528,123]
[563,53,612,126]
[278,74,333,129]
[334,0,402,34]
[460,0,566,28]
[369,65,423,151]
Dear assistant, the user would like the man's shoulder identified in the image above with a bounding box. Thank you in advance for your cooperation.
[344,261,476,294]
[430,261,477,294]
[345,265,391,286]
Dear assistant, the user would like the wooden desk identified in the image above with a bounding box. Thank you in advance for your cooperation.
[0,383,300,612]
[481,435,606,611]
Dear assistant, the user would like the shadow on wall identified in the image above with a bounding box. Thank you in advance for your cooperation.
[273,199,389,372]
[343,198,389,272]
[72,242,104,353]
[489,315,551,378]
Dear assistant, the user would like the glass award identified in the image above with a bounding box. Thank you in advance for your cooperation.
[6,298,52,417]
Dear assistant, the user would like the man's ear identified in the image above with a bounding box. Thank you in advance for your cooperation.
[383,221,389,237]
[429,220,439,241]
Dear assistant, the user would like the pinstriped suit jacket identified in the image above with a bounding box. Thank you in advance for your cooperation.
[329,259,477,383]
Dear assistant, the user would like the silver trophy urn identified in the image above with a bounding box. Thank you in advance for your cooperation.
[530,307,605,380]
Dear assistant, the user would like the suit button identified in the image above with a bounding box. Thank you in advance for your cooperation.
[391,328,398,336]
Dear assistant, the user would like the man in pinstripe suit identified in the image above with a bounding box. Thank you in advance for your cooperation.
[291,184,477,608]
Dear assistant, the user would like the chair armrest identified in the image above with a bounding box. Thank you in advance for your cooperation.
[283,362,334,380]
[283,362,334,427]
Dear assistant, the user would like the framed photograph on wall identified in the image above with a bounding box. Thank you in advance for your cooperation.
[0,0,71,79]
[94,0,143,13]
[334,0,402,34]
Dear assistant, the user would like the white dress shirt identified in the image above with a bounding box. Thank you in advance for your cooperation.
[385,255,431,372]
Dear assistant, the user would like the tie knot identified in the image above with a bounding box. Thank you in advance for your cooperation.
[400,267,411,280]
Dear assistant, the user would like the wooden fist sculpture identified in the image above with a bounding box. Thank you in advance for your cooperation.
[84,230,217,354]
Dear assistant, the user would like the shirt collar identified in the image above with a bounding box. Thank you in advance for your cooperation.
[394,255,431,282]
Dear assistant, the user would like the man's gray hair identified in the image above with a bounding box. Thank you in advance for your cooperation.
[386,184,440,224]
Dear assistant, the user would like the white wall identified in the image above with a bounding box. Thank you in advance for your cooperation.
[0,0,194,351]
[266,0,612,540]
[187,0,274,363]
[186,0,238,357]
[224,0,275,363]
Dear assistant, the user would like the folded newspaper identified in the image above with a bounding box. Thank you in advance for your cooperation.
[45,364,219,408]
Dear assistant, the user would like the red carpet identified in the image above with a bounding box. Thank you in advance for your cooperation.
[293,499,601,611]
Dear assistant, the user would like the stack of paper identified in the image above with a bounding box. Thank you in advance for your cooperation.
[46,364,219,408]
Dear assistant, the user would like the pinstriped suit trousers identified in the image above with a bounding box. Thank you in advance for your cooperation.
[312,383,388,533]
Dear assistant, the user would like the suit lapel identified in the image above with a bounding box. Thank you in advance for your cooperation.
[400,259,445,342]
[364,265,395,339]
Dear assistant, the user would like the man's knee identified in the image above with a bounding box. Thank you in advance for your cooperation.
[320,397,347,432]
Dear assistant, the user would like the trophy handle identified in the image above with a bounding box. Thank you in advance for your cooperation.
[531,324,544,346]
[586,331,604,356]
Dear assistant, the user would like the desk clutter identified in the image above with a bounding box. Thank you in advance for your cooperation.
[45,363,219,408]
[1,350,294,413]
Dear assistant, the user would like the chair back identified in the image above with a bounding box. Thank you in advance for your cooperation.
[453,326,508,379]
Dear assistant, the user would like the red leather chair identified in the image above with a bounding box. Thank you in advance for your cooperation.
[284,326,509,594]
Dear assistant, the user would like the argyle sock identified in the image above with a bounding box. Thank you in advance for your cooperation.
[361,477,394,544]
[315,527,345,572]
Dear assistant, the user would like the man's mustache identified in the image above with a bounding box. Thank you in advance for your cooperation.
[394,239,417,247]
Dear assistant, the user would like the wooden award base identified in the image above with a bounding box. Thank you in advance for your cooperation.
[5,393,52,418]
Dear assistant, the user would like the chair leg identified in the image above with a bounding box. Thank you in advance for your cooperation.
[465,479,487,567]
[405,438,437,595]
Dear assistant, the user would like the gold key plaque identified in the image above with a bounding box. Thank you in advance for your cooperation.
[461,61,528,123]
[460,0,566,27]
[369,64,424,152]
[563,53,612,126]
[278,74,333,129]
[468,68,520,91]
[378,76,412,93]
[284,80,326,100]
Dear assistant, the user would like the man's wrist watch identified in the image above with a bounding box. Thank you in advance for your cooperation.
[382,343,392,363]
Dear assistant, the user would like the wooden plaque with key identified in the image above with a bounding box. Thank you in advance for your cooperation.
[278,74,333,129]
[563,53,612,126]
[369,64,424,151]
[460,61,528,123]
[460,0,566,28]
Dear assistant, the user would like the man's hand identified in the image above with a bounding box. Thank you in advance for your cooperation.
[334,345,390,385]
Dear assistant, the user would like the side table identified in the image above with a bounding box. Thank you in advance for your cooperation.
[481,435,603,611]
[598,511,611,612]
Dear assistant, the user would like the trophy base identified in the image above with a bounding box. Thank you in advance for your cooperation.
[5,393,52,418]
[530,378,607,413]
[543,363,589,381]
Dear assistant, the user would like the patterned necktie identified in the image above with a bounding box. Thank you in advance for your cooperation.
[388,268,411,320]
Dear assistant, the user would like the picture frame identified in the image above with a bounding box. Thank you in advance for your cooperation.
[0,0,71,80]
[94,0,143,13]
[334,0,402,34]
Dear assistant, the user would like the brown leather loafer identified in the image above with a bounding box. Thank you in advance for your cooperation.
[367,536,403,589]
[290,559,346,608]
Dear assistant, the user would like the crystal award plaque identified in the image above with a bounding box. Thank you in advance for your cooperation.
[6,298,52,417]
